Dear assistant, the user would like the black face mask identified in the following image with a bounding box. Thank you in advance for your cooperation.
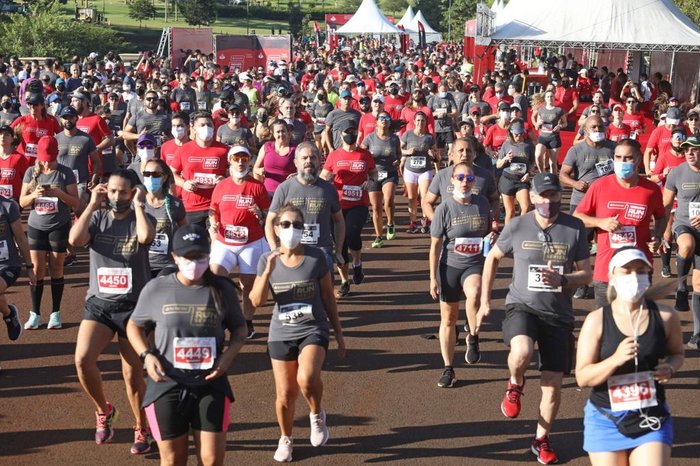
[342,132,357,145]
[56,84,65,92]
[389,87,399,95]
[317,93,325,100]
[562,81,570,89]
[136,87,146,96]
[1,102,11,110]
[108,198,131,213]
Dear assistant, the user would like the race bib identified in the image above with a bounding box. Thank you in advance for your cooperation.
[609,225,637,249]
[527,264,563,292]
[0,184,12,198]
[342,185,362,202]
[316,117,326,125]
[595,159,614,177]
[25,143,38,157]
[454,237,483,257]
[180,101,191,111]
[149,233,169,255]
[301,223,319,245]
[408,157,426,169]
[509,162,527,175]
[278,303,313,325]
[607,371,658,411]
[197,102,207,110]
[34,197,59,215]
[224,225,249,244]
[541,123,553,133]
[173,336,216,370]
[0,239,8,261]
[689,202,700,219]
[102,146,113,156]
[193,172,217,189]
[73,169,80,183]
[97,267,132,295]
[377,170,388,181]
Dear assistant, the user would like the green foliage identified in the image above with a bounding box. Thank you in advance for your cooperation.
[128,0,157,27]
[380,0,409,14]
[301,13,314,38]
[178,0,216,26]
[440,0,477,42]
[289,5,303,38]
[675,0,700,27]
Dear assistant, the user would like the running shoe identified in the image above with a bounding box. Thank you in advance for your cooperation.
[4,304,22,341]
[675,289,690,312]
[309,410,329,447]
[501,379,526,418]
[130,426,154,455]
[24,311,41,330]
[63,253,78,267]
[273,436,293,462]
[573,286,588,299]
[406,222,419,234]
[437,367,456,388]
[687,333,699,350]
[47,311,62,329]
[531,435,558,464]
[95,402,118,445]
[246,320,256,340]
[371,236,385,248]
[465,334,481,364]
[661,265,672,278]
[420,217,430,234]
[335,281,350,299]
[352,264,365,285]
[386,224,396,240]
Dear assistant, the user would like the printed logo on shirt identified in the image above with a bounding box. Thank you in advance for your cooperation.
[451,214,485,230]
[222,194,254,208]
[0,168,15,179]
[290,197,327,215]
[203,158,220,169]
[607,201,647,222]
[115,237,137,255]
[69,145,82,156]
[77,125,89,134]
[350,160,366,171]
[522,240,570,262]
[271,280,316,300]
[191,307,219,327]
[162,304,192,314]
[681,183,700,191]
[35,128,48,137]
[155,219,172,232]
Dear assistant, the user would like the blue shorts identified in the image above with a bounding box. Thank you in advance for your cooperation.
[583,400,673,453]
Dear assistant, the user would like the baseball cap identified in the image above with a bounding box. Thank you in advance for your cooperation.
[55,78,65,86]
[359,96,371,105]
[669,96,679,103]
[47,94,61,104]
[71,91,89,101]
[459,119,474,128]
[37,136,58,162]
[671,126,687,138]
[26,93,45,105]
[172,224,211,256]
[531,172,562,195]
[613,103,624,112]
[687,109,699,119]
[608,247,652,274]
[468,85,480,93]
[59,106,79,118]
[510,103,522,112]
[136,133,157,147]
[372,94,384,103]
[578,68,588,75]
[0,124,13,136]
[681,136,700,148]
[667,107,682,121]
[470,107,481,115]
[498,102,511,112]
[339,90,353,99]
[335,118,358,132]
[228,145,251,158]
[509,121,526,135]
[238,72,252,81]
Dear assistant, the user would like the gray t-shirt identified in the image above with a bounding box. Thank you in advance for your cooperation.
[665,162,700,230]
[87,209,152,303]
[258,246,331,342]
[217,124,251,147]
[428,164,497,200]
[498,140,536,179]
[361,132,401,172]
[56,130,97,184]
[126,97,144,120]
[312,101,334,133]
[128,111,171,138]
[288,119,307,146]
[461,100,491,119]
[496,211,589,325]
[171,87,197,113]
[144,195,186,271]
[23,164,77,230]
[429,94,457,133]
[430,195,491,268]
[0,196,22,268]
[401,131,434,174]
[562,140,616,206]
[0,111,19,126]
[269,177,340,251]
[325,108,361,150]
[538,106,564,132]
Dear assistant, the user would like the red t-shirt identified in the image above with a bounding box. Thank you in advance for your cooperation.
[483,124,508,152]
[622,112,646,134]
[323,148,376,209]
[0,153,31,200]
[77,112,112,175]
[652,150,686,185]
[171,141,230,212]
[575,175,665,282]
[607,123,632,143]
[399,106,435,135]
[554,87,578,114]
[384,95,407,119]
[10,114,61,158]
[358,113,378,142]
[646,125,677,157]
[161,138,185,198]
[210,177,270,245]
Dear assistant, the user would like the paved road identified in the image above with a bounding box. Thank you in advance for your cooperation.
[1,196,698,465]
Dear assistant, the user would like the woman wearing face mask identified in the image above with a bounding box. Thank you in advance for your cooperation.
[216,104,253,148]
[534,89,567,175]
[127,223,248,466]
[194,77,212,112]
[249,203,345,463]
[19,136,79,330]
[252,119,297,198]
[311,90,334,155]
[399,89,435,136]
[143,159,187,278]
[497,119,536,224]
[576,247,684,465]
[429,163,494,388]
[128,134,158,184]
[209,146,270,339]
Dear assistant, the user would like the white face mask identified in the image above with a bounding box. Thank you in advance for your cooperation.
[499,111,511,121]
[613,273,650,303]
[137,147,155,160]
[122,84,131,91]
[279,227,303,249]
[230,166,249,179]
[666,118,680,125]
[452,189,471,201]
[438,92,447,98]
[177,257,209,281]
[507,88,515,96]
[589,131,606,143]
[196,125,214,142]
[172,126,186,139]
[229,117,241,125]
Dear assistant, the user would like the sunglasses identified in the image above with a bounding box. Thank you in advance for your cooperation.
[454,174,476,182]
[139,145,155,150]
[590,110,600,114]
[689,117,699,121]
[626,100,636,104]
[279,220,304,229]
[145,97,157,101]
[142,171,163,178]
[231,155,250,162]
[378,115,391,121]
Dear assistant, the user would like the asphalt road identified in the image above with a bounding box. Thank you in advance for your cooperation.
[1,195,698,465]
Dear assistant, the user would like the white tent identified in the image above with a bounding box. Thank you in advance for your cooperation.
[405,10,443,43]
[491,0,504,14]
[335,0,401,35]
[396,6,415,29]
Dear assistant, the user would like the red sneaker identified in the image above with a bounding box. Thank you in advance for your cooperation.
[500,378,525,418]
[531,435,558,464]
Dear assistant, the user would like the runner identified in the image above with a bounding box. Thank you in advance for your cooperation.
[209,145,270,339]
[323,90,362,151]
[69,169,156,453]
[252,119,297,197]
[126,224,248,466]
[496,119,536,224]
[478,172,592,465]
[576,247,684,465]
[644,107,683,176]
[429,81,457,164]
[0,124,30,202]
[216,104,253,148]
[10,92,61,159]
[534,89,567,175]
[429,162,494,387]
[250,203,346,463]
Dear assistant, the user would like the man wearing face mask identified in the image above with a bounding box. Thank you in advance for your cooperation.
[122,90,171,151]
[486,83,512,114]
[278,98,309,146]
[644,107,686,176]
[574,140,667,308]
[429,82,458,165]
[172,112,229,230]
[461,85,492,121]
[170,73,197,115]
[0,94,19,126]
[478,173,592,465]
[69,169,156,453]
[216,104,253,148]
[323,90,362,151]
[160,113,190,199]
[194,76,212,112]
[127,134,158,184]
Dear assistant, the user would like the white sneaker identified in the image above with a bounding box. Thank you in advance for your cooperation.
[47,312,62,329]
[273,436,293,462]
[309,410,329,447]
[24,312,41,330]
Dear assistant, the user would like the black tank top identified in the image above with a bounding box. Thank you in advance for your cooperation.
[590,300,667,408]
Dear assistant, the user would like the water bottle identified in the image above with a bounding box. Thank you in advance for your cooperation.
[483,234,492,257]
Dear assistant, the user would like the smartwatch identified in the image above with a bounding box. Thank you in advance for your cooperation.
[139,349,157,361]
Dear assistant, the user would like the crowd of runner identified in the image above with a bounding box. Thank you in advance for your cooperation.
[0,43,696,464]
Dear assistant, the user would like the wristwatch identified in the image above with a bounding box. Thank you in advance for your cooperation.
[560,274,569,287]
[139,349,157,361]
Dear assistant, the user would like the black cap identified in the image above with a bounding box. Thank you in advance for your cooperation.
[335,118,358,133]
[26,93,45,105]
[359,96,371,105]
[59,106,79,118]
[532,172,562,195]
[671,126,686,137]
[498,102,512,112]
[458,119,474,128]
[172,224,211,256]
[0,124,13,136]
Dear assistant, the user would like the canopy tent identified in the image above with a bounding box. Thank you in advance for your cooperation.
[491,0,504,13]
[335,0,401,35]
[491,0,700,52]
[396,6,415,29]
[405,10,443,43]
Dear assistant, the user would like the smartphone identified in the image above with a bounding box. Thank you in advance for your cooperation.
[41,184,51,189]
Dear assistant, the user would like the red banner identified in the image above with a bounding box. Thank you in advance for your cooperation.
[214,35,291,72]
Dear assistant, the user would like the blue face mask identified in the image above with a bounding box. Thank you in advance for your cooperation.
[613,160,636,180]
[143,175,162,193]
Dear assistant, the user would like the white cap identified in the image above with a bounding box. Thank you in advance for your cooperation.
[89,52,99,60]
[228,145,251,158]
[511,103,522,112]
[238,72,252,81]
[441,65,449,71]
[344,75,359,84]
[578,68,588,75]
[608,248,653,274]
[372,94,384,103]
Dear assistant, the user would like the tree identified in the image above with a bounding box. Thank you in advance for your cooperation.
[675,0,700,27]
[380,0,409,14]
[178,0,216,27]
[440,0,477,42]
[289,5,303,39]
[128,0,157,28]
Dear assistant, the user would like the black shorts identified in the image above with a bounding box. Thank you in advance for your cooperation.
[145,384,232,441]
[673,225,700,268]
[435,132,455,149]
[368,170,399,192]
[502,304,574,374]
[268,332,329,361]
[438,263,482,303]
[186,210,209,230]
[82,296,135,338]
[0,265,21,287]
[498,174,530,197]
[28,222,70,253]
[537,134,562,149]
